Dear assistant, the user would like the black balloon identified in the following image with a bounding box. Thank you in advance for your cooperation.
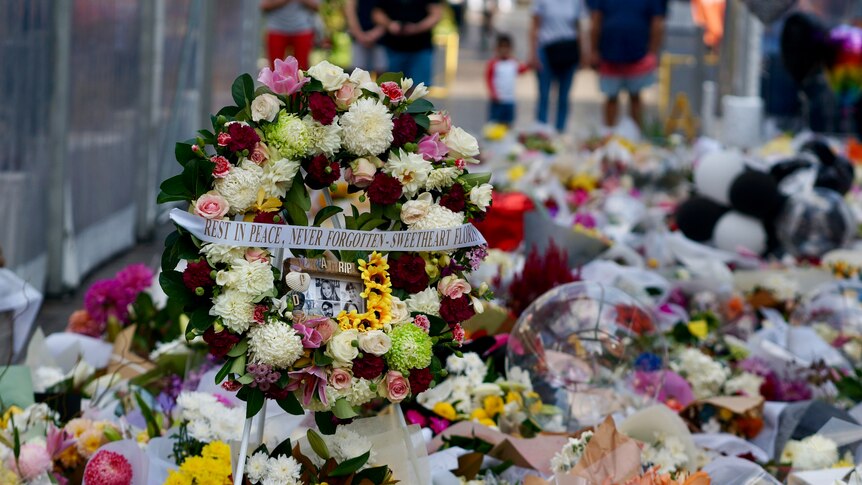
[729,170,784,220]
[676,196,728,242]
[800,138,854,194]
[800,138,837,166]
[770,157,815,183]
[781,13,829,83]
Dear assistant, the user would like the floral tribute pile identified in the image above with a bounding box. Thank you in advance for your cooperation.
[157,56,493,421]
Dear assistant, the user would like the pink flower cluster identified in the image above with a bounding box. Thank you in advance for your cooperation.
[78,264,154,331]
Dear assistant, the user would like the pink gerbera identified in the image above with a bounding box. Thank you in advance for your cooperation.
[83,450,133,485]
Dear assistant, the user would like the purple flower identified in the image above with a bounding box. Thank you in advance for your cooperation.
[84,279,134,324]
[293,323,323,349]
[405,409,428,428]
[429,416,450,434]
[417,133,449,161]
[115,263,154,294]
[258,57,309,95]
[45,425,75,460]
[573,212,597,229]
[632,370,695,408]
[466,245,488,271]
[738,357,773,377]
[286,366,328,406]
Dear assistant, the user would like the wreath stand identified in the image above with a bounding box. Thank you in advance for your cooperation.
[232,189,425,485]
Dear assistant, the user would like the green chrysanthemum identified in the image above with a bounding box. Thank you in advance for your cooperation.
[385,323,433,373]
[262,110,312,160]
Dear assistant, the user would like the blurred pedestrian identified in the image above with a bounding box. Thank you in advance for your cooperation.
[589,0,666,129]
[345,0,387,74]
[486,34,529,126]
[373,0,443,86]
[529,0,587,133]
[261,0,321,69]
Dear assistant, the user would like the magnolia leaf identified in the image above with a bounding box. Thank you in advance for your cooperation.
[237,373,254,385]
[329,451,370,477]
[227,339,248,357]
[246,388,265,418]
[406,98,434,114]
[215,358,233,384]
[314,206,343,227]
[277,392,304,416]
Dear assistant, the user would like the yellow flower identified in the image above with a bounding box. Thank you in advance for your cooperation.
[718,408,733,421]
[0,406,22,429]
[433,402,457,421]
[687,320,709,340]
[505,391,523,406]
[170,442,233,485]
[507,165,526,182]
[77,428,105,458]
[568,173,598,192]
[479,418,497,427]
[483,123,508,141]
[243,188,283,221]
[58,445,82,469]
[164,471,193,485]
[470,409,489,421]
[136,431,150,444]
[483,395,505,418]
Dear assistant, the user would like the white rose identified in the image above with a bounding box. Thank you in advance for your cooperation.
[327,329,360,364]
[401,192,434,225]
[469,183,493,211]
[251,93,283,122]
[389,296,410,324]
[358,330,392,356]
[308,60,349,91]
[445,126,480,158]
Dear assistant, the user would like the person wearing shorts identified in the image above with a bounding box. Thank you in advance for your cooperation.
[589,0,666,129]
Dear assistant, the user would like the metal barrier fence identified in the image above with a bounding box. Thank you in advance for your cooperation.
[0,0,260,294]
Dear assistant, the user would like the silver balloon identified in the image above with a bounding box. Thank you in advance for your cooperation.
[776,188,855,258]
[505,282,667,431]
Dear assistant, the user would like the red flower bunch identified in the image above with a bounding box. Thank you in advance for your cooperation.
[303,154,341,190]
[507,241,577,316]
[439,183,466,212]
[182,259,214,291]
[225,122,260,152]
[392,114,418,146]
[367,173,403,205]
[308,92,337,125]
[353,354,386,380]
[615,304,655,334]
[409,367,433,394]
[440,295,475,324]
[389,254,429,293]
[203,326,241,358]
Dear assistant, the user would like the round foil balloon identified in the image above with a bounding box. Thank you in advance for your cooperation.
[776,188,855,258]
[505,282,667,431]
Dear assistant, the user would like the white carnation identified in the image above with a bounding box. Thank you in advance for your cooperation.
[200,243,245,265]
[445,126,480,158]
[215,159,264,214]
[246,452,270,483]
[261,157,301,199]
[723,372,764,397]
[781,435,839,470]
[405,288,441,316]
[340,98,394,156]
[358,330,391,356]
[469,183,493,211]
[426,167,462,191]
[210,290,255,333]
[248,320,305,368]
[385,150,432,198]
[308,60,349,91]
[251,93,283,123]
[551,431,593,473]
[265,455,302,485]
[409,204,464,230]
[306,116,343,157]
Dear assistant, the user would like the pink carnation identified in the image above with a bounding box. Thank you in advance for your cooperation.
[9,443,52,480]
[83,450,133,485]
[413,315,431,333]
[258,57,309,95]
[380,81,404,103]
[217,132,231,146]
[451,323,465,345]
[211,155,231,178]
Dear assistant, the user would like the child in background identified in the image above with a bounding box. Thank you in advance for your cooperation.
[486,34,529,126]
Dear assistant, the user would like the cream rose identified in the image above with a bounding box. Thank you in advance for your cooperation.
[308,60,349,91]
[194,192,230,219]
[329,368,353,390]
[428,112,452,135]
[244,248,269,264]
[326,329,359,364]
[468,183,493,211]
[382,370,410,402]
[358,330,392,356]
[251,93,283,123]
[438,275,472,299]
[346,158,377,188]
[445,126,480,158]
[335,83,359,109]
[389,296,410,324]
[400,192,434,225]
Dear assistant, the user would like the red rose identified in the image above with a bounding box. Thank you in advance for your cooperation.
[303,154,341,190]
[392,115,418,147]
[226,122,260,152]
[439,295,475,324]
[253,211,284,224]
[203,326,241,358]
[309,92,337,125]
[352,354,386,380]
[439,183,466,213]
[367,173,403,205]
[182,260,214,291]
[389,254,430,293]
[380,81,405,103]
[408,367,433,394]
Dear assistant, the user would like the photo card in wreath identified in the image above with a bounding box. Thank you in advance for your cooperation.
[285,257,365,318]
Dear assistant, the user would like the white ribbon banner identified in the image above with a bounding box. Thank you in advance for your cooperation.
[169,208,486,252]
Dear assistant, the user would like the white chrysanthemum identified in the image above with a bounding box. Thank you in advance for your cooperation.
[176,391,217,418]
[641,433,689,474]
[551,431,593,473]
[215,159,264,214]
[200,243,245,265]
[446,354,468,374]
[409,204,464,230]
[426,167,462,191]
[723,372,764,398]
[33,366,66,393]
[211,407,245,441]
[385,150,432,198]
[345,378,377,406]
[328,426,375,465]
[265,455,302,485]
[671,348,729,399]
[210,290,256,333]
[405,288,441,316]
[261,157,301,199]
[188,419,212,442]
[340,98,394,156]
[246,452,269,483]
[305,116,343,157]
[217,259,275,296]
[781,435,839,470]
[248,320,304,368]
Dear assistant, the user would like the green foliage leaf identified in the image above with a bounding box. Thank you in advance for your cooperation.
[271,438,292,459]
[426,314,449,336]
[175,141,196,166]
[277,392,305,416]
[355,466,391,483]
[376,72,403,85]
[302,78,325,93]
[287,173,311,210]
[245,388,265,418]
[183,159,216,199]
[314,411,337,435]
[360,218,387,231]
[837,376,862,402]
[286,202,309,227]
[457,173,492,190]
[406,98,434,114]
[188,307,213,335]
[159,271,193,306]
[231,73,255,109]
[307,429,331,459]
[227,339,248,357]
[157,174,192,203]
[414,113,430,131]
[215,358,233,385]
[134,392,162,438]
[313,206,343,227]
[329,451,370,477]
[313,350,333,367]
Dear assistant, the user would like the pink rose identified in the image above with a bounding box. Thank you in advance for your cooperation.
[380,81,404,103]
[437,275,472,300]
[417,133,449,161]
[383,370,410,402]
[194,192,229,219]
[258,57,310,95]
[329,368,353,390]
[345,158,377,188]
[249,143,269,165]
[244,248,269,264]
[211,155,231,178]
[334,83,357,109]
[306,317,337,344]
[217,132,231,147]
[428,112,452,135]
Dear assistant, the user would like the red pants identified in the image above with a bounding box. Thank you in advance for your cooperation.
[267,30,314,69]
